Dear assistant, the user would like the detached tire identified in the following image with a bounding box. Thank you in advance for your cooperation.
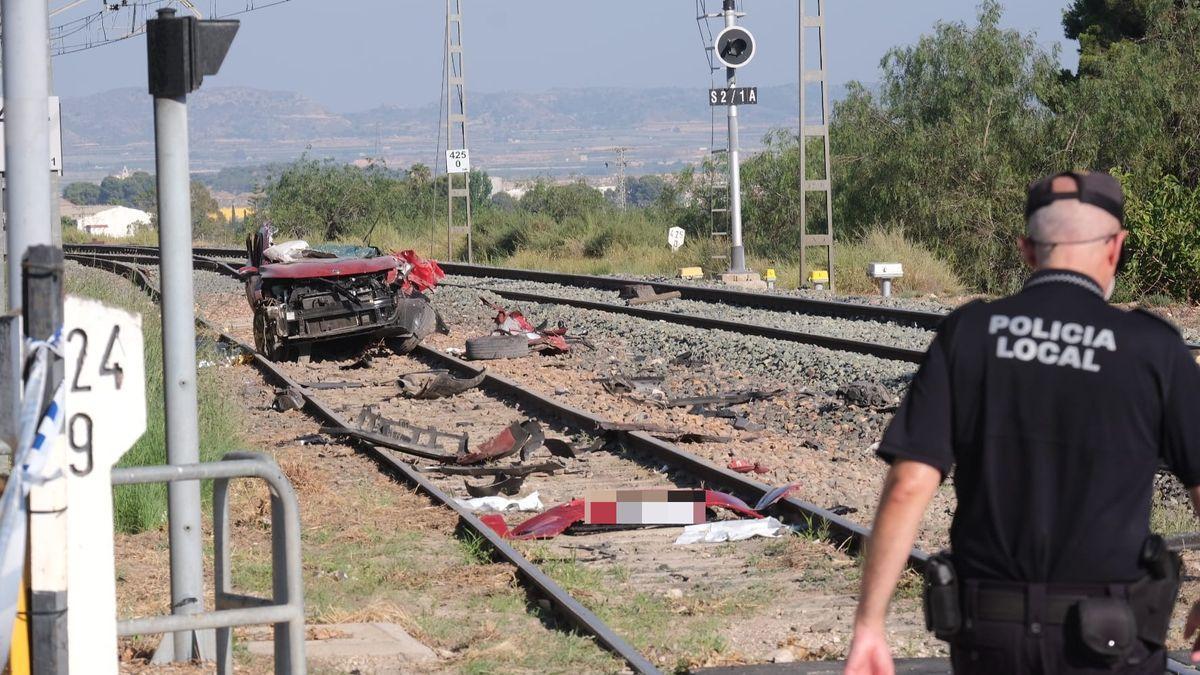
[465,334,529,360]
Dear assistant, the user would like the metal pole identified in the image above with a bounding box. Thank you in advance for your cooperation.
[724,0,746,273]
[2,0,53,308]
[153,93,207,661]
[23,246,67,675]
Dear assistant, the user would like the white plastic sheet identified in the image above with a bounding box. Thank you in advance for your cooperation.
[262,240,309,263]
[455,491,543,513]
[673,517,788,545]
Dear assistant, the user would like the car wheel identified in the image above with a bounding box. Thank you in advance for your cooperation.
[253,310,284,361]
[465,334,530,360]
[387,335,422,355]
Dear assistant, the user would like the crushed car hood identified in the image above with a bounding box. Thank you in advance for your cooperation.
[257,256,399,280]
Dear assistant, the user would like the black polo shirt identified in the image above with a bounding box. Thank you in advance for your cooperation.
[879,269,1200,583]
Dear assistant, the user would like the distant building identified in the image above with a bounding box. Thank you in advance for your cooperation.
[76,206,151,238]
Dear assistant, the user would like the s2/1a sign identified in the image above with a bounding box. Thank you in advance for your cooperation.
[446,148,471,174]
[63,296,146,675]
[709,87,758,106]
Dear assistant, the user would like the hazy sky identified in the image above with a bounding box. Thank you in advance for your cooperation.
[51,1,1078,111]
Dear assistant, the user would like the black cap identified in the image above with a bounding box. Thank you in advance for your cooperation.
[1025,171,1124,223]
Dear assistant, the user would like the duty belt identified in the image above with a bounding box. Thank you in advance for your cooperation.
[967,581,1129,626]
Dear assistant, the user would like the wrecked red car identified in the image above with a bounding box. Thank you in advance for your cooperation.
[241,226,443,360]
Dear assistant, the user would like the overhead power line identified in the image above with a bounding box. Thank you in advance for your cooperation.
[18,0,296,57]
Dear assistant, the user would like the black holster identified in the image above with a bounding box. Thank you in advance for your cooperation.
[923,550,962,639]
[1127,534,1183,648]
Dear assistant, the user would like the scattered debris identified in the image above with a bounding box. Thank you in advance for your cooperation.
[464,473,527,498]
[476,298,593,356]
[674,517,788,545]
[754,483,800,512]
[732,416,766,432]
[660,431,732,444]
[596,374,665,397]
[479,499,585,540]
[619,283,682,306]
[457,420,544,466]
[397,369,486,399]
[455,492,543,514]
[829,504,859,516]
[837,380,894,409]
[296,434,331,446]
[272,386,305,412]
[465,334,530,360]
[665,388,785,409]
[480,489,763,540]
[727,459,771,474]
[424,461,564,477]
[322,406,468,462]
[300,381,368,390]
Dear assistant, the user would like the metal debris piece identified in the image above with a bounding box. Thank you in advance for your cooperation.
[273,386,304,412]
[619,283,682,306]
[480,499,586,540]
[464,473,526,498]
[727,459,771,474]
[689,404,739,419]
[837,380,894,409]
[665,388,785,409]
[321,425,459,462]
[322,406,468,461]
[829,504,859,516]
[544,438,576,458]
[458,420,545,465]
[482,298,577,354]
[732,416,766,432]
[658,431,732,444]
[397,369,486,399]
[705,490,763,519]
[296,434,331,446]
[425,461,564,477]
[520,422,546,462]
[597,374,665,397]
[300,381,367,390]
[754,483,800,512]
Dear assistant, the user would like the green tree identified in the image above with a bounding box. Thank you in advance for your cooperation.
[190,181,228,240]
[63,182,101,205]
[519,181,607,222]
[827,0,1061,292]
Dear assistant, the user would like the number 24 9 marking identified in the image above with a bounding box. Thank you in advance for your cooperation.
[65,325,125,476]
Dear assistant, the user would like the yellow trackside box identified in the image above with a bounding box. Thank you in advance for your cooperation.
[765,268,777,281]
[679,266,704,280]
[809,270,830,284]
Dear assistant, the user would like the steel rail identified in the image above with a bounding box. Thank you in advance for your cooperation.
[64,252,661,675]
[449,283,926,363]
[438,261,947,328]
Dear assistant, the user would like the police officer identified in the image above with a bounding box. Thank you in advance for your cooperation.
[845,171,1200,674]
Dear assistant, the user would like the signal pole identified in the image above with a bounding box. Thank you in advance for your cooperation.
[445,0,473,263]
[723,0,746,273]
[612,147,630,209]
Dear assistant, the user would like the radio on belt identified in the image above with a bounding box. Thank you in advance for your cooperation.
[868,262,904,297]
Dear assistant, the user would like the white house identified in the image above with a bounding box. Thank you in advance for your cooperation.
[76,206,151,238]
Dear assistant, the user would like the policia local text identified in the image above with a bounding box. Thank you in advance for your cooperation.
[989,314,1117,372]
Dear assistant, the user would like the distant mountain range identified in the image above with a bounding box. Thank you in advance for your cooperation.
[61,83,850,182]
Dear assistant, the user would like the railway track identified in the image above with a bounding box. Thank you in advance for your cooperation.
[68,248,937,670]
[65,246,1200,673]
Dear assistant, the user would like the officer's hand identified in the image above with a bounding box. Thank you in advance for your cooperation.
[845,623,893,675]
[1185,599,1200,663]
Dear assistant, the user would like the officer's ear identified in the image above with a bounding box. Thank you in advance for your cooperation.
[1018,235,1038,269]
